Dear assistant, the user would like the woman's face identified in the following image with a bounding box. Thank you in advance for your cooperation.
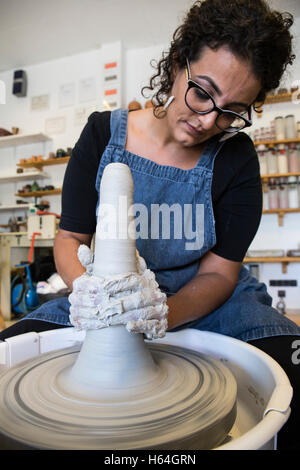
[167,46,261,147]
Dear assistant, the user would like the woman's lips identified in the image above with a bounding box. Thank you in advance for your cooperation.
[185,121,202,136]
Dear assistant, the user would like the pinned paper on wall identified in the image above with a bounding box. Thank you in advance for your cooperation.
[101,42,122,111]
[103,61,121,111]
[31,94,49,111]
[73,105,97,126]
[103,61,120,86]
[79,77,97,103]
[59,83,75,108]
[45,116,66,134]
[103,85,120,111]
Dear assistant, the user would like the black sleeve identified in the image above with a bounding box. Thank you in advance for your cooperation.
[211,133,262,262]
[59,111,111,234]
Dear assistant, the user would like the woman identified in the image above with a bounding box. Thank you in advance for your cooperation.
[1,0,300,449]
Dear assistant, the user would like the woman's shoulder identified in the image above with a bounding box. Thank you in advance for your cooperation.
[75,111,111,154]
[87,110,111,134]
[217,131,258,175]
[223,132,256,156]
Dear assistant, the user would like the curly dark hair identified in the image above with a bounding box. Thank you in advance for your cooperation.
[142,0,295,117]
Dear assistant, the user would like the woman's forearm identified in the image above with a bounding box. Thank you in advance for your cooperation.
[166,272,236,330]
[53,230,92,290]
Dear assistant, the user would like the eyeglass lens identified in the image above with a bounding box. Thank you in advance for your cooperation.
[185,86,248,131]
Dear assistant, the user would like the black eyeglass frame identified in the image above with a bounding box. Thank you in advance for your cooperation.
[185,58,253,134]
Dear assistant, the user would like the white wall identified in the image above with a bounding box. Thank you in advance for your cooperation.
[0,42,168,225]
[0,48,103,222]
[0,19,300,310]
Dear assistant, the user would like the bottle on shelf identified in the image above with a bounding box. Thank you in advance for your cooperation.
[266,147,278,174]
[288,143,299,173]
[257,144,268,175]
[268,178,279,209]
[276,290,286,315]
[248,264,260,281]
[274,116,285,140]
[278,177,289,209]
[270,120,276,140]
[297,121,300,139]
[285,115,296,139]
[277,145,288,173]
[253,129,260,142]
[263,190,269,210]
[288,176,299,208]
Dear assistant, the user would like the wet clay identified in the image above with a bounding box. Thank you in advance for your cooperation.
[0,164,237,450]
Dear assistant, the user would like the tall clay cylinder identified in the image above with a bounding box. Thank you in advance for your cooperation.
[94,163,137,276]
[60,163,157,397]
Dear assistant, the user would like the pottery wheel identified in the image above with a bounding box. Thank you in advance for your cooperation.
[0,342,237,450]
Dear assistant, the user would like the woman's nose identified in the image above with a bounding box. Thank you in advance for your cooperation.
[197,111,218,131]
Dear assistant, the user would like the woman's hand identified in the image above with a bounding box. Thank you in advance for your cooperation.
[68,245,168,339]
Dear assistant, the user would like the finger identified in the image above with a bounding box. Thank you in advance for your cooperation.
[103,303,168,324]
[70,315,108,330]
[77,244,94,269]
[69,305,99,318]
[126,318,168,339]
[136,249,147,273]
[121,288,166,311]
[96,288,166,318]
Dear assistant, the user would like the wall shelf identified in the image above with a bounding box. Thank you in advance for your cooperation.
[262,208,300,226]
[0,171,49,183]
[0,133,52,149]
[264,92,299,105]
[254,138,300,146]
[15,189,61,198]
[255,92,300,116]
[0,204,29,211]
[244,256,300,274]
[17,156,70,170]
[261,172,300,180]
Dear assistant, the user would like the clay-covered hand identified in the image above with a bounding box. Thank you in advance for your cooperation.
[69,245,168,339]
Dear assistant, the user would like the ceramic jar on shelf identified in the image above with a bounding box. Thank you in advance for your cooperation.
[285,115,296,139]
[274,116,285,140]
[288,176,299,208]
[266,147,278,174]
[288,143,300,173]
[268,178,279,209]
[278,177,289,209]
[277,146,288,173]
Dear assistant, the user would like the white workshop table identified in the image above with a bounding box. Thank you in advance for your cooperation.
[0,232,54,320]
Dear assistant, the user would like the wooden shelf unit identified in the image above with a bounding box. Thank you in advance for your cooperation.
[244,256,300,274]
[0,133,52,149]
[254,138,300,147]
[15,189,61,198]
[261,172,300,180]
[0,204,29,211]
[257,171,300,225]
[264,92,299,105]
[0,171,49,183]
[17,156,70,170]
[261,208,300,226]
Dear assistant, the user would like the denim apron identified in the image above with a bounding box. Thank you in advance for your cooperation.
[24,109,300,342]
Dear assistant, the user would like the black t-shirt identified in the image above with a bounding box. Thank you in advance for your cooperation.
[59,111,262,262]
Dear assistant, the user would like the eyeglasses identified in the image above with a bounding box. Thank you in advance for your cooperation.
[185,58,252,133]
